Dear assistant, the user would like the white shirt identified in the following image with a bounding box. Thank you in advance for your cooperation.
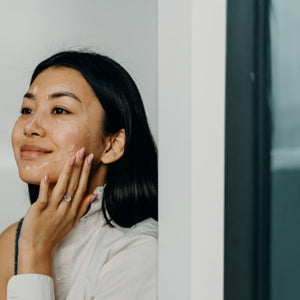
[7,186,158,300]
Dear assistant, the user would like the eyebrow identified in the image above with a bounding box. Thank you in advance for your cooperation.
[24,91,82,103]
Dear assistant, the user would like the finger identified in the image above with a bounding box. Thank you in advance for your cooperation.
[73,193,97,225]
[58,148,87,213]
[50,154,76,208]
[64,147,86,199]
[36,173,50,210]
[71,153,94,210]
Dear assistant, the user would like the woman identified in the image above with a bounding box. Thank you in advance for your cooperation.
[0,51,158,299]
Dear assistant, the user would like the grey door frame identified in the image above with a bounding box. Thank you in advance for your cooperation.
[224,0,271,299]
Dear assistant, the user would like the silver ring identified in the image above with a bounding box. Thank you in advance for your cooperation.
[63,193,72,202]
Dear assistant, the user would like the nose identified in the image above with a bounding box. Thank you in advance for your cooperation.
[23,114,46,137]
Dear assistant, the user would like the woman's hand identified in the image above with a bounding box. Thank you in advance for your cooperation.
[17,147,96,276]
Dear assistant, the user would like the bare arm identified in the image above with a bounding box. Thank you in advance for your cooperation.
[0,222,18,299]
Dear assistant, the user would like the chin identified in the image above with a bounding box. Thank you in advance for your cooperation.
[18,169,43,185]
[18,165,59,185]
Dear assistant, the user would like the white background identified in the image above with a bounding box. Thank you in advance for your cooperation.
[0,0,157,233]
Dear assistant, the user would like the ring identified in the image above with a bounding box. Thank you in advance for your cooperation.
[63,193,72,202]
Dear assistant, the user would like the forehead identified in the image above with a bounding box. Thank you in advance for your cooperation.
[29,66,98,103]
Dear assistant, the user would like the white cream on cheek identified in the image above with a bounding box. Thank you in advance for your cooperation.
[23,160,50,171]
[20,119,89,175]
[65,144,75,156]
[15,68,104,182]
[53,116,90,144]
[17,93,102,178]
[21,144,75,172]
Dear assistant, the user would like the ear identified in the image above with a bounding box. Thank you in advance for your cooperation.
[101,129,126,164]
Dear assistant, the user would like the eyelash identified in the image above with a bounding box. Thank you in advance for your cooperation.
[20,107,32,115]
[52,107,70,114]
[20,107,71,115]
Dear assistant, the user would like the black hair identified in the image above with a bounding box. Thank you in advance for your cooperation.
[28,51,158,228]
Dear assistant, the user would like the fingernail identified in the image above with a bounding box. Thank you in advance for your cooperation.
[78,147,85,160]
[89,194,97,203]
[87,153,94,165]
[44,173,49,182]
[69,155,76,166]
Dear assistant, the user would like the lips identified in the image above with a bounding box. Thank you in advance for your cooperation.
[21,144,52,159]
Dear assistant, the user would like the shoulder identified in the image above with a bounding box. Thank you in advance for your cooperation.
[79,218,157,298]
[0,222,19,271]
[92,219,158,298]
[92,219,157,300]
[115,217,158,239]
[0,221,19,242]
[92,217,157,262]
[107,218,158,259]
[0,222,19,294]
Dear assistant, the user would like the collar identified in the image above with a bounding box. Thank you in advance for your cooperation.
[80,186,104,220]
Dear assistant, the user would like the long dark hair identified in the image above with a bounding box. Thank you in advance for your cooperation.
[28,51,157,228]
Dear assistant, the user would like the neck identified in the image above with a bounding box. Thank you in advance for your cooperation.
[86,163,107,195]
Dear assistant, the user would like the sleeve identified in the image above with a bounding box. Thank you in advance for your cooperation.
[7,274,55,300]
[91,235,157,300]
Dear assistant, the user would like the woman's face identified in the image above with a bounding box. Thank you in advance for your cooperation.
[11,66,105,184]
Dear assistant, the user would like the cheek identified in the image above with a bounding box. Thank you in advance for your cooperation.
[11,121,23,158]
[51,122,90,155]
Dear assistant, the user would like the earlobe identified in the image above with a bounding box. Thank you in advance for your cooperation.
[101,129,126,164]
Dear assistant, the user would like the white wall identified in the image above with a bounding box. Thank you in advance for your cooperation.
[158,0,226,299]
[0,0,157,233]
[158,0,191,298]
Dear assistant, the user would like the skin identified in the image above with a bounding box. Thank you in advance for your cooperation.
[0,66,126,297]
[12,66,105,188]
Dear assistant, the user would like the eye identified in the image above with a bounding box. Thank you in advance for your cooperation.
[52,107,70,114]
[21,107,32,115]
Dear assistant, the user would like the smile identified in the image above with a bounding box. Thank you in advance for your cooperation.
[20,144,52,159]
